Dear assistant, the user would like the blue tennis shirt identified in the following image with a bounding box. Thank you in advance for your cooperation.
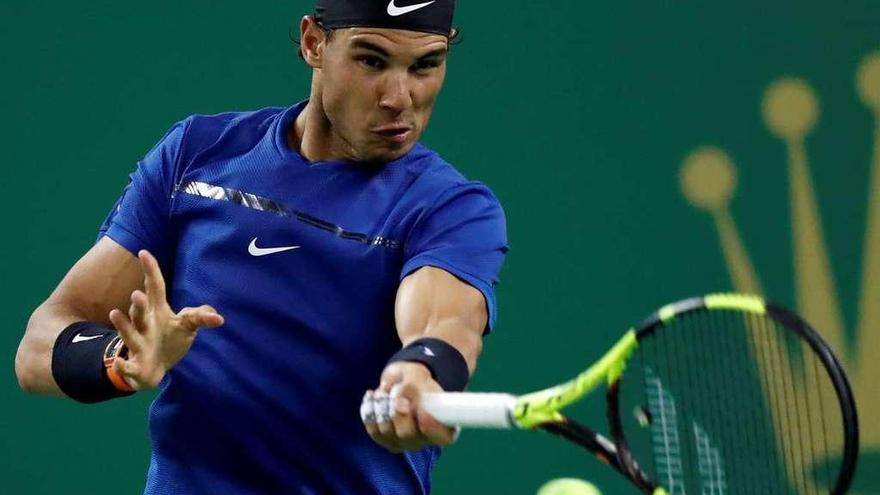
[98,101,508,494]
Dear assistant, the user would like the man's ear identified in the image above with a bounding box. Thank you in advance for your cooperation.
[300,16,327,69]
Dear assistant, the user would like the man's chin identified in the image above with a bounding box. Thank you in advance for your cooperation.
[364,142,416,163]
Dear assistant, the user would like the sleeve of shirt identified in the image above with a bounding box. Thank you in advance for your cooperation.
[401,182,509,332]
[97,120,188,266]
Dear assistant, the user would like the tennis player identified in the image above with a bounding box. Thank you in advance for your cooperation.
[14,1,508,493]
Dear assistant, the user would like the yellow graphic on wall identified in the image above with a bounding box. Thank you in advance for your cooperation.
[680,50,880,494]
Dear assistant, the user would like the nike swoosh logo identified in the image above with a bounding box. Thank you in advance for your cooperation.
[72,334,105,343]
[422,346,435,357]
[248,237,301,257]
[387,0,436,17]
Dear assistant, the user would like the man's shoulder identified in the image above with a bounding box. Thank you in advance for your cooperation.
[394,146,503,223]
[405,146,496,199]
[153,106,292,176]
[177,107,287,147]
[406,145,468,188]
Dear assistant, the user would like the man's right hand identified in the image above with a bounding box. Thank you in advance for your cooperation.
[108,250,224,391]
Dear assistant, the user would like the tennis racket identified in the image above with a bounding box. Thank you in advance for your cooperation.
[421,293,859,495]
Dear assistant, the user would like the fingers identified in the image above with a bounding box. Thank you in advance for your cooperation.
[373,390,397,437]
[415,406,456,447]
[113,355,140,382]
[372,368,408,450]
[109,308,144,353]
[389,383,419,442]
[360,390,381,443]
[362,389,402,453]
[379,367,403,392]
[178,305,225,332]
[128,290,149,331]
[362,374,444,452]
[392,381,455,447]
[138,250,167,306]
[360,390,377,425]
[113,355,163,391]
[370,361,466,452]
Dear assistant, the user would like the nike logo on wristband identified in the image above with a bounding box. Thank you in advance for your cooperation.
[422,346,435,357]
[72,334,105,343]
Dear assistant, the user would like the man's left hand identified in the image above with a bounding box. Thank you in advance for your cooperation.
[362,362,457,453]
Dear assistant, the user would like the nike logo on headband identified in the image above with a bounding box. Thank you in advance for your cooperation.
[387,0,436,17]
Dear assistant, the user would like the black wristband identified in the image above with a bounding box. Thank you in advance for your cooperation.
[51,322,135,403]
[387,338,470,392]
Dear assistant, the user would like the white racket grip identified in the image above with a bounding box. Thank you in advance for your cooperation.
[420,392,517,429]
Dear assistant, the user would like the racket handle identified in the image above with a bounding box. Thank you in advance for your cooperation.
[420,392,517,429]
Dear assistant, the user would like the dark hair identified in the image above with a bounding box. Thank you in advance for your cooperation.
[292,18,462,62]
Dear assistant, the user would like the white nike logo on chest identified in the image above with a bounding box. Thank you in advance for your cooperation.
[248,238,301,257]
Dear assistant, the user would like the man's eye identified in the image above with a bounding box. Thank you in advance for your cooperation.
[358,56,385,69]
[412,60,440,72]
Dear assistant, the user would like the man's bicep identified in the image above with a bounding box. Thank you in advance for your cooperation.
[46,236,144,322]
[394,266,487,371]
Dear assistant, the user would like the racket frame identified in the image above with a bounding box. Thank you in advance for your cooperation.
[421,293,859,495]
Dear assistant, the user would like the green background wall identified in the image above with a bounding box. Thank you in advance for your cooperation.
[2,1,877,493]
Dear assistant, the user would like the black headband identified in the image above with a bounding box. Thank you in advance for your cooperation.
[315,0,455,36]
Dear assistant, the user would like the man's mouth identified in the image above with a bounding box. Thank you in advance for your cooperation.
[374,126,413,145]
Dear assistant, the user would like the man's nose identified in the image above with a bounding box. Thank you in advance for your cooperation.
[378,71,413,113]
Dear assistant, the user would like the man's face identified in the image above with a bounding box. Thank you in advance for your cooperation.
[316,26,449,162]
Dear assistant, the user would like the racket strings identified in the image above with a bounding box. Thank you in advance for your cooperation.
[691,310,731,495]
[726,310,762,493]
[812,350,833,487]
[629,309,843,494]
[785,317,818,494]
[654,319,687,493]
[763,312,804,493]
[802,334,828,491]
[748,312,790,494]
[762,315,836,495]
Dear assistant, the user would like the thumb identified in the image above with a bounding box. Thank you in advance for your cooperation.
[114,357,143,391]
[178,305,225,331]
[379,366,405,392]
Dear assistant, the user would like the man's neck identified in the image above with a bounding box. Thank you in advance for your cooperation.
[288,100,354,163]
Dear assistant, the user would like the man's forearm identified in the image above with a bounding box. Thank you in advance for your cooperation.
[404,319,483,375]
[15,302,89,396]
[395,266,489,378]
